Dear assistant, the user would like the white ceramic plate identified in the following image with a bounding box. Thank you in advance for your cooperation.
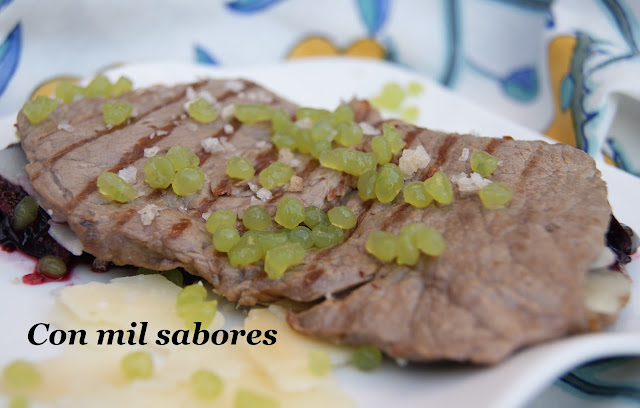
[0,58,638,408]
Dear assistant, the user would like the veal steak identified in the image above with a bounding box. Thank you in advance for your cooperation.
[16,79,620,363]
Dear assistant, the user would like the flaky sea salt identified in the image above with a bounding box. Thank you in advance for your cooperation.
[256,188,273,201]
[118,166,137,184]
[138,204,160,226]
[398,145,431,179]
[144,146,160,158]
[359,122,380,135]
[459,148,470,161]
[287,176,303,192]
[454,172,492,195]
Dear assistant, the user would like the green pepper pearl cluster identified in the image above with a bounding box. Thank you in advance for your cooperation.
[206,200,356,279]
[366,223,445,266]
[141,145,204,197]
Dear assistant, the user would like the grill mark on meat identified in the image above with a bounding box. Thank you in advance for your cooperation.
[355,200,374,227]
[484,138,502,155]
[297,160,320,179]
[33,88,161,142]
[115,208,137,227]
[301,265,326,288]
[31,85,206,181]
[381,203,410,230]
[72,122,177,208]
[521,145,544,177]
[253,150,279,173]
[196,179,233,216]
[403,128,422,147]
[169,218,192,239]
[421,134,457,180]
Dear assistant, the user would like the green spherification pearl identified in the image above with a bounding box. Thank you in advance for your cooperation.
[226,157,255,180]
[311,223,344,248]
[310,139,332,159]
[188,98,218,123]
[304,206,329,229]
[172,167,205,196]
[371,134,392,165]
[311,118,337,142]
[55,80,82,104]
[470,151,498,177]
[112,76,133,97]
[423,171,454,205]
[365,230,397,262]
[334,122,363,147]
[396,233,419,266]
[478,182,513,209]
[84,74,112,98]
[235,390,279,408]
[272,132,297,151]
[410,225,446,256]
[228,234,264,267]
[294,127,313,154]
[332,105,354,124]
[166,145,200,172]
[288,226,313,249]
[11,196,39,231]
[357,170,378,201]
[271,108,295,134]
[103,100,133,127]
[308,349,332,377]
[144,156,175,189]
[375,163,404,204]
[257,230,289,252]
[97,172,138,203]
[206,209,236,234]
[403,181,433,208]
[3,360,41,389]
[213,227,241,253]
[264,242,305,279]
[37,255,67,279]
[274,197,306,229]
[382,123,406,153]
[121,351,153,380]
[327,206,356,229]
[234,104,274,123]
[319,148,377,177]
[191,369,224,400]
[242,205,272,231]
[352,345,382,372]
[258,161,294,190]
[22,96,59,124]
[296,107,331,123]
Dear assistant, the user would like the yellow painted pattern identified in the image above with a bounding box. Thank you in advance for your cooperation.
[544,35,578,147]
[288,36,386,60]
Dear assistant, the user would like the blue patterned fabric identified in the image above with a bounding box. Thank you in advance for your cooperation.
[0,1,638,406]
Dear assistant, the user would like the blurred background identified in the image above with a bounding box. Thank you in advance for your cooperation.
[0,0,639,406]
